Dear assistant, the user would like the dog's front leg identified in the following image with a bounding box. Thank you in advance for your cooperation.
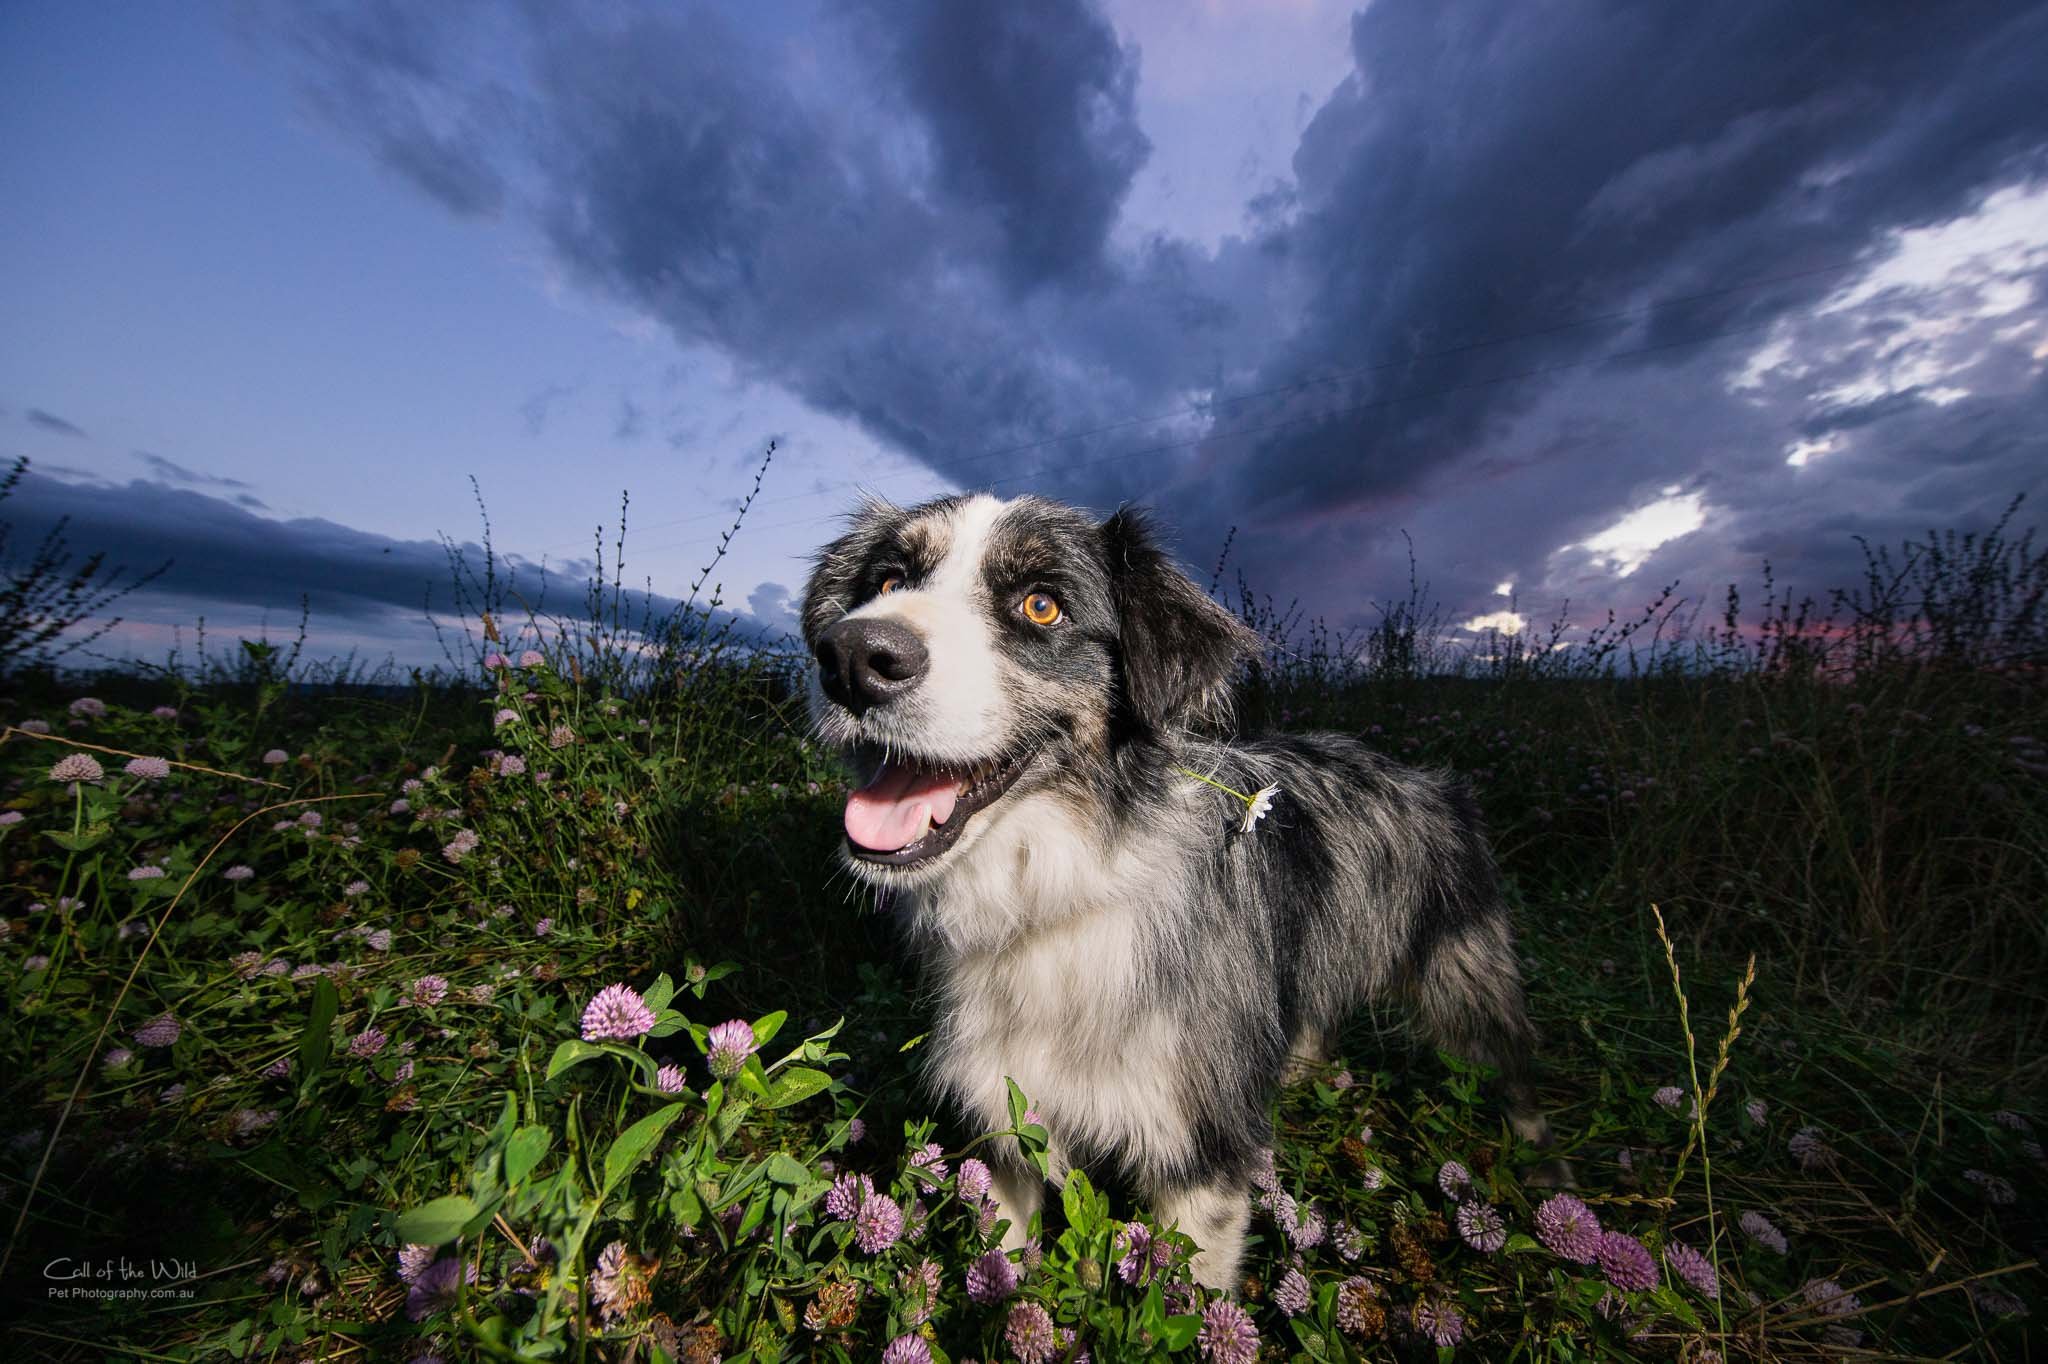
[988,1157,1044,1253]
[1280,1025,1330,1085]
[1150,1178,1251,1292]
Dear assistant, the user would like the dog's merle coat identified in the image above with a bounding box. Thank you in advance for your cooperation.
[801,493,1555,1288]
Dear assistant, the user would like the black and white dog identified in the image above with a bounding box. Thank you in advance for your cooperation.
[800,493,1558,1288]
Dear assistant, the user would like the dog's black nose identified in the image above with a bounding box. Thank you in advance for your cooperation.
[815,617,928,717]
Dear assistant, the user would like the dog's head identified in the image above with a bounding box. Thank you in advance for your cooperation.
[800,493,1257,884]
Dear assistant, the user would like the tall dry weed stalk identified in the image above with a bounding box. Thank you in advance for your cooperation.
[1653,902,1756,1344]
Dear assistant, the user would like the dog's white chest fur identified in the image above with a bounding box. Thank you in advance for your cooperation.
[925,892,1195,1177]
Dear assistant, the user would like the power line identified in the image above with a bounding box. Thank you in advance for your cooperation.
[538,257,1857,555]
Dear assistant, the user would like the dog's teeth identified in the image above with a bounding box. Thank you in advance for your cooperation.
[945,757,1008,803]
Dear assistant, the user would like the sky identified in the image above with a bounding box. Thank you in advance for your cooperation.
[3,0,2045,674]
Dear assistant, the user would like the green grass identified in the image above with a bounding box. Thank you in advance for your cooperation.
[1,511,2044,1362]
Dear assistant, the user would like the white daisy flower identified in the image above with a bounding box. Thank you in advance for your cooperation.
[1240,783,1280,834]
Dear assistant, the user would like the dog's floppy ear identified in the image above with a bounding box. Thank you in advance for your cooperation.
[1101,508,1259,733]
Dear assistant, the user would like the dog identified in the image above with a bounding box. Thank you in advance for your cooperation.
[800,492,1559,1289]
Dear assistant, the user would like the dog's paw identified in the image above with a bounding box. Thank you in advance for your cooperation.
[1522,1156,1578,1190]
[1279,1031,1330,1086]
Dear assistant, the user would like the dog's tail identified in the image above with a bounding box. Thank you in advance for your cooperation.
[1407,916,1573,1184]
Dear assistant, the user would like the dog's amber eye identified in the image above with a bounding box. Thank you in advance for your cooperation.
[878,576,904,595]
[1022,592,1061,626]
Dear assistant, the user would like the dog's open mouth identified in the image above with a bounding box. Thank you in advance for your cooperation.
[844,747,1035,866]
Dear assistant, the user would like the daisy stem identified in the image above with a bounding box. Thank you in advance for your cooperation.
[1171,765,1253,806]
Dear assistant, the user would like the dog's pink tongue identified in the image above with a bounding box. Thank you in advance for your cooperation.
[845,760,960,850]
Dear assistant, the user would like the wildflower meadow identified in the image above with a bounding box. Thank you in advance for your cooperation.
[2,491,2043,1362]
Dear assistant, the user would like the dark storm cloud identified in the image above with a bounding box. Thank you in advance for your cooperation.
[1212,0,2048,532]
[1064,0,2048,643]
[1619,381,2048,650]
[846,0,1150,288]
[519,6,1093,459]
[258,2,1278,476]
[254,0,2048,641]
[1335,262,2048,647]
[27,409,87,438]
[11,466,530,621]
[5,467,787,645]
